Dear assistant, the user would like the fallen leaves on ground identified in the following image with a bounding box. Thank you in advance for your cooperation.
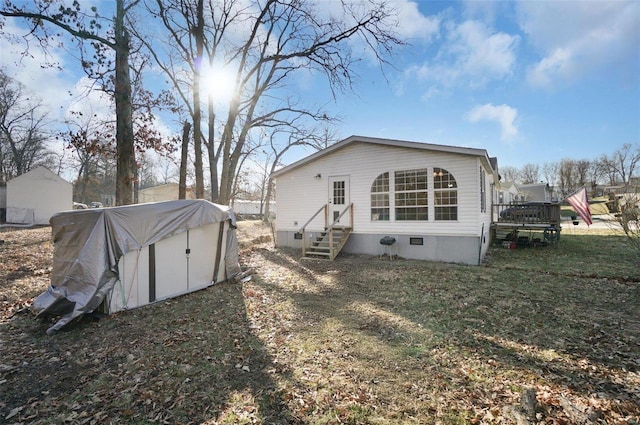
[1,223,639,424]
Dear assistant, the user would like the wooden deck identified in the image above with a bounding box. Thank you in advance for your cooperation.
[491,203,562,247]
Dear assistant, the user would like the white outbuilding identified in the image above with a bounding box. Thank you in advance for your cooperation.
[32,199,241,334]
[6,167,73,225]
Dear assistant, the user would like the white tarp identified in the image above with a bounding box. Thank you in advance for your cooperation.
[33,199,241,334]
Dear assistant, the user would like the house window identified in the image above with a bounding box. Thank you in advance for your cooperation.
[371,172,389,221]
[433,168,457,221]
[395,169,428,221]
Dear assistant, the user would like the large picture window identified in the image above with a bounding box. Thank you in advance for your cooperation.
[370,172,389,221]
[395,169,428,221]
[370,167,458,222]
[433,168,458,220]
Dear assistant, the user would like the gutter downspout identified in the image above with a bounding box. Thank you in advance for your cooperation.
[478,223,485,265]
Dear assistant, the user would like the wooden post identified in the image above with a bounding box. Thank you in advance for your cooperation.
[302,229,306,257]
[324,204,328,229]
[329,230,334,260]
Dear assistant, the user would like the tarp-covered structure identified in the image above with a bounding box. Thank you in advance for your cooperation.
[33,199,241,334]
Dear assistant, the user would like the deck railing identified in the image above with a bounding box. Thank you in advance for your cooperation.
[492,202,561,226]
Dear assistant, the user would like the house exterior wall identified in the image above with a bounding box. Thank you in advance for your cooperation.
[275,142,496,264]
[6,167,73,225]
[138,183,195,203]
[519,184,550,202]
[232,200,276,217]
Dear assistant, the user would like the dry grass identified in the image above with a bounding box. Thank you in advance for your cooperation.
[1,221,639,424]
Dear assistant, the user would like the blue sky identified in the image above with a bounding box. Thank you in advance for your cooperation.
[325,0,640,169]
[1,0,639,173]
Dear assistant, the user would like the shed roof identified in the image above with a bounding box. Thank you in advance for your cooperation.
[272,135,498,177]
[7,166,71,186]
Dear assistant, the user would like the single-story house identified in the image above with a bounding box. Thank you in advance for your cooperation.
[519,183,552,202]
[272,135,499,265]
[6,167,73,225]
[138,183,196,203]
[498,182,520,204]
[232,199,276,218]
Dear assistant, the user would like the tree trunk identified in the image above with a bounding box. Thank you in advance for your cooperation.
[179,120,191,199]
[207,94,218,202]
[114,0,135,206]
[192,0,205,199]
[263,177,274,222]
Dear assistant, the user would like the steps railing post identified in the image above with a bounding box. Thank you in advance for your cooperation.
[329,230,334,260]
[302,229,306,257]
[324,204,328,229]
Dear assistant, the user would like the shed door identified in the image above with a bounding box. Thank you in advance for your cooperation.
[188,223,220,288]
[328,176,350,227]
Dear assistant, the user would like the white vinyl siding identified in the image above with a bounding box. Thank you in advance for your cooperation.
[275,142,488,236]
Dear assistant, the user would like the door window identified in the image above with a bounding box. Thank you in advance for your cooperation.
[333,181,345,205]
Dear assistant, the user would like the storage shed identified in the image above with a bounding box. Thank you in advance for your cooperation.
[33,199,241,334]
[6,167,73,225]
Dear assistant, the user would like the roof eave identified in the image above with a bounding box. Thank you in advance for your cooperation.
[272,135,495,177]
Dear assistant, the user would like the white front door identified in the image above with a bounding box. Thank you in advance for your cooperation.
[328,176,350,227]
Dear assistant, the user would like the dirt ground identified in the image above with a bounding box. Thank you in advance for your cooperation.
[1,221,638,424]
[0,220,274,319]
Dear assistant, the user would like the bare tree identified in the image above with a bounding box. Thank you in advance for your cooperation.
[142,0,403,205]
[520,163,540,184]
[62,110,116,203]
[262,127,334,221]
[574,159,590,188]
[558,158,576,195]
[603,143,640,187]
[1,0,139,205]
[0,71,55,180]
[542,161,559,186]
[588,159,607,196]
[500,165,520,183]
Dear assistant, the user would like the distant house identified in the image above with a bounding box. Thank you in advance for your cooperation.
[232,199,276,218]
[272,135,499,265]
[498,182,520,204]
[6,167,73,225]
[518,183,552,202]
[138,183,195,203]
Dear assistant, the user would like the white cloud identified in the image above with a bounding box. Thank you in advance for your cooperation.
[517,1,640,88]
[392,0,440,41]
[65,77,113,121]
[467,103,518,141]
[0,19,77,123]
[409,19,519,90]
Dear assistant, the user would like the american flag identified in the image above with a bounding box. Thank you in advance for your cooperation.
[566,187,592,226]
